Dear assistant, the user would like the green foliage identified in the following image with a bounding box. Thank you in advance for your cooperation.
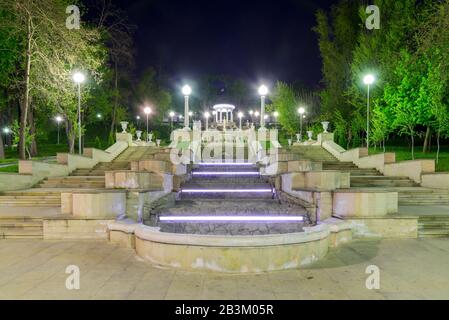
[135,68,172,125]
[108,131,115,147]
[94,136,103,150]
[270,82,300,135]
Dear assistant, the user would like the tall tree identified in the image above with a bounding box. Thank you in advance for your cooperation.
[313,0,361,146]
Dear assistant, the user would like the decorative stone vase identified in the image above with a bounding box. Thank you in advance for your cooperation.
[296,133,301,143]
[147,133,153,143]
[321,121,330,133]
[136,130,142,142]
[156,139,161,147]
[307,131,313,141]
[288,139,292,147]
[120,121,129,133]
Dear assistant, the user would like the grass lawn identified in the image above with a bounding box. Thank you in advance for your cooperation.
[371,146,449,172]
[0,165,18,173]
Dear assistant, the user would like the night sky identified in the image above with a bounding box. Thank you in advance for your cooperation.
[113,0,339,88]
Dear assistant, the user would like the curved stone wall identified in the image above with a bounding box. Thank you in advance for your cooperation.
[131,223,349,273]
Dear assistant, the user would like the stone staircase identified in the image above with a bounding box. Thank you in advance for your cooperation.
[0,191,61,207]
[36,176,105,189]
[290,146,337,162]
[114,146,161,162]
[0,217,43,239]
[70,161,130,177]
[152,162,308,235]
[399,189,449,206]
[418,216,449,238]
[322,161,418,188]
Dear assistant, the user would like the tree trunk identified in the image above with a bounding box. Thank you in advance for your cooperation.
[0,132,4,159]
[436,129,440,165]
[422,126,431,153]
[28,105,38,157]
[19,15,33,160]
[110,60,119,137]
[66,119,75,154]
[410,128,415,160]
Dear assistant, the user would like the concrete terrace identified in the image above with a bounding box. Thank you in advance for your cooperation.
[0,238,449,300]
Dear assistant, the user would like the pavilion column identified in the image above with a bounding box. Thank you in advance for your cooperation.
[231,112,233,122]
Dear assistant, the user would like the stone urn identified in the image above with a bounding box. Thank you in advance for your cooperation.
[288,139,292,147]
[321,121,330,133]
[307,131,313,141]
[136,130,142,142]
[147,133,153,143]
[120,121,129,133]
[296,133,301,143]
[156,139,161,147]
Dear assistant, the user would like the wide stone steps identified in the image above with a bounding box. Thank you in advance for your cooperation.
[160,200,305,215]
[70,161,131,176]
[418,217,449,238]
[37,176,105,189]
[351,176,417,187]
[290,147,337,161]
[0,217,43,239]
[0,192,61,207]
[398,189,449,205]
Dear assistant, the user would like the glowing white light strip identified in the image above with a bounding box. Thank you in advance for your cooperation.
[198,163,254,166]
[160,216,304,222]
[181,189,272,193]
[192,172,259,176]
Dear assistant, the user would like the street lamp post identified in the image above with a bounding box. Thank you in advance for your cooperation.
[3,128,10,147]
[204,112,210,131]
[258,85,268,129]
[254,111,260,127]
[249,110,254,126]
[73,72,85,155]
[55,116,63,145]
[136,115,141,129]
[298,107,306,142]
[144,106,152,142]
[363,74,375,152]
[238,112,244,130]
[182,85,192,130]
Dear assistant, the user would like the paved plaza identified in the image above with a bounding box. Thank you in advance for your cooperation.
[1,238,448,300]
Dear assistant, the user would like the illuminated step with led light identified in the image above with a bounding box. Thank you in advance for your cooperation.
[192,171,259,176]
[198,162,255,166]
[159,216,304,222]
[181,189,273,193]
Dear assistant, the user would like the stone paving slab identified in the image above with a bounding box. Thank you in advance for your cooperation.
[0,238,449,300]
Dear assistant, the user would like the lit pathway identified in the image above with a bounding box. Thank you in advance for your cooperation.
[0,238,448,300]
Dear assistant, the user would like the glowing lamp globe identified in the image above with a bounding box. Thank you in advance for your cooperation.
[273,111,279,118]
[73,72,85,84]
[298,107,305,115]
[55,116,63,123]
[363,74,375,85]
[238,112,244,119]
[182,85,192,96]
[204,112,210,118]
[169,112,175,118]
[144,107,152,115]
[258,85,268,96]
